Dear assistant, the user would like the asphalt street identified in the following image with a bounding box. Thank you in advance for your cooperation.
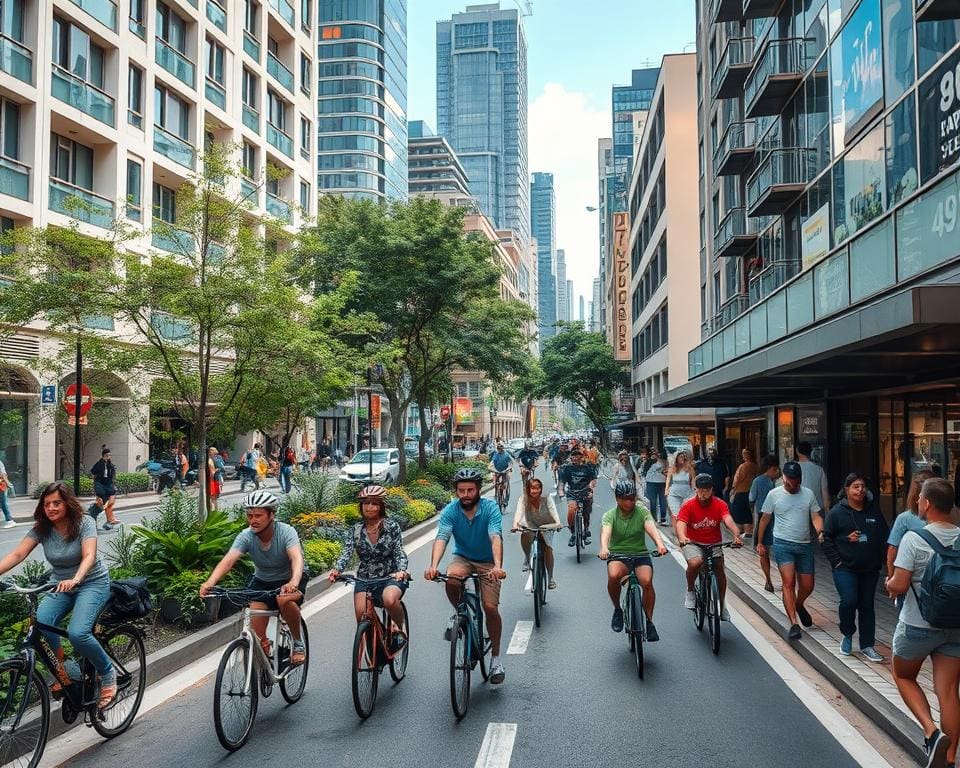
[55,472,866,768]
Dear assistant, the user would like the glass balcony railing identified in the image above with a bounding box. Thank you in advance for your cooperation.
[266,191,291,222]
[243,31,260,62]
[152,227,194,253]
[154,126,196,170]
[744,37,806,117]
[712,292,749,332]
[267,52,294,94]
[155,38,195,89]
[0,156,29,201]
[713,207,757,256]
[51,66,115,127]
[70,0,117,31]
[748,260,798,305]
[713,120,756,174]
[242,104,260,133]
[266,122,293,158]
[746,147,814,216]
[49,179,114,229]
[240,177,258,204]
[205,78,226,110]
[711,37,753,99]
[268,0,295,27]
[0,34,32,84]
[129,17,146,38]
[206,0,227,32]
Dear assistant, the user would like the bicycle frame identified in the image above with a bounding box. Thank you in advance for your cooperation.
[236,606,295,694]
[342,576,408,666]
[438,573,487,662]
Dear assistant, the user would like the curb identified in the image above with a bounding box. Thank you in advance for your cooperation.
[724,567,925,763]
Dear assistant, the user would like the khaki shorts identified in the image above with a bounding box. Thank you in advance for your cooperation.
[449,556,502,606]
[682,543,724,563]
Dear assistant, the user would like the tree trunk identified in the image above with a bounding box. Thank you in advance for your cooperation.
[417,394,430,469]
[384,389,407,484]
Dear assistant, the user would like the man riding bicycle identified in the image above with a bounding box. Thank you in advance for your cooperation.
[201,491,308,665]
[558,448,598,547]
[488,442,514,500]
[424,468,508,685]
[599,480,668,637]
[517,441,540,483]
[676,474,743,620]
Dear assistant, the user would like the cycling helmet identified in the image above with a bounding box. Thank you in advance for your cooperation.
[452,467,483,487]
[694,473,715,489]
[242,490,280,510]
[358,484,386,499]
[614,480,637,498]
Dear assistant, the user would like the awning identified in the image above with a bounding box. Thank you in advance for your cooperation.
[657,281,960,408]
[613,409,716,428]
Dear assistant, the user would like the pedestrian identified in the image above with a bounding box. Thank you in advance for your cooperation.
[89,448,120,530]
[796,441,831,513]
[297,445,310,473]
[0,458,15,528]
[695,446,731,502]
[643,447,668,527]
[240,443,261,492]
[176,446,189,488]
[609,450,637,489]
[665,450,695,533]
[885,478,960,768]
[822,473,888,662]
[207,448,223,511]
[887,470,935,582]
[280,445,295,494]
[346,441,355,460]
[750,454,780,591]
[756,460,824,640]
[730,447,760,537]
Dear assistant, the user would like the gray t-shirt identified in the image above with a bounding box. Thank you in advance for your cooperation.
[27,515,108,582]
[644,460,666,484]
[231,521,303,582]
[800,460,827,509]
[761,486,820,543]
[894,523,960,629]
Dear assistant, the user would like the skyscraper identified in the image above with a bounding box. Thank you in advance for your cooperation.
[555,249,567,323]
[317,1,408,201]
[436,3,529,244]
[611,67,659,213]
[567,280,574,321]
[530,172,557,342]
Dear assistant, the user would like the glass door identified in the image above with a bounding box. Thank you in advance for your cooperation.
[0,398,28,494]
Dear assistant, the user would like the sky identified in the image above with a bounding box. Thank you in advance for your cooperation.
[406,0,696,313]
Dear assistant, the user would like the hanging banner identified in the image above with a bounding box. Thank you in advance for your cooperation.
[453,396,474,426]
[370,395,381,430]
[919,45,960,184]
[612,212,631,361]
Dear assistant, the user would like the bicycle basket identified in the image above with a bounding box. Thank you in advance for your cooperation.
[101,577,152,624]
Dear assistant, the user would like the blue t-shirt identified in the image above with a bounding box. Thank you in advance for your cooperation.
[887,510,925,547]
[749,474,774,512]
[518,449,539,469]
[436,498,503,563]
[490,451,512,472]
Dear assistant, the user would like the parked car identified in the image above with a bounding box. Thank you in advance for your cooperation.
[339,448,401,485]
[663,436,696,461]
[506,437,526,457]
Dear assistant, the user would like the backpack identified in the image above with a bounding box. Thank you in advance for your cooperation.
[911,529,960,629]
[101,577,153,624]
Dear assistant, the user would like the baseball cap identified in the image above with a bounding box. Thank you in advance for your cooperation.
[694,473,714,489]
[782,461,802,479]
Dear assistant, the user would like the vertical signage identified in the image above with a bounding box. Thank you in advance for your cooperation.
[919,45,960,184]
[612,212,631,361]
[370,394,381,430]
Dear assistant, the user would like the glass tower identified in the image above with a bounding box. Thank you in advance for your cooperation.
[530,171,557,342]
[317,0,408,201]
[611,67,658,212]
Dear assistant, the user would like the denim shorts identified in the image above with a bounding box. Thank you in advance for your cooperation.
[772,538,815,575]
[354,578,408,606]
[892,621,960,661]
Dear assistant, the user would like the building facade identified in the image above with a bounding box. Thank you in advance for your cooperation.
[611,67,659,214]
[660,0,960,519]
[530,171,557,343]
[407,120,472,202]
[555,248,568,323]
[317,0,408,201]
[596,138,613,337]
[436,2,529,244]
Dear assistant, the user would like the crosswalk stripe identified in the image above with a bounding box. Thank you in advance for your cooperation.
[506,620,533,655]
[474,723,517,768]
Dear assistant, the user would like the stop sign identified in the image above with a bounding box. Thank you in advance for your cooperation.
[440,405,451,421]
[63,384,93,417]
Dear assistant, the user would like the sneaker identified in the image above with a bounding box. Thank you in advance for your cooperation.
[796,603,813,627]
[645,621,659,642]
[583,531,592,546]
[568,535,576,547]
[611,607,624,633]
[924,728,949,768]
[683,591,696,610]
[840,635,853,656]
[548,580,558,590]
[390,634,407,653]
[764,582,775,593]
[861,647,885,663]
[720,605,731,621]
[659,520,670,527]
[101,522,114,531]
[787,624,802,641]
[489,662,505,685]
[2,519,16,528]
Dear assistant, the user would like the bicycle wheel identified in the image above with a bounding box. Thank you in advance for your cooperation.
[351,620,379,719]
[213,638,258,752]
[693,574,706,631]
[532,550,542,628]
[709,573,722,655]
[629,587,645,679]
[0,659,49,768]
[575,512,583,564]
[279,619,309,704]
[449,615,471,720]
[92,624,146,738]
[388,603,410,683]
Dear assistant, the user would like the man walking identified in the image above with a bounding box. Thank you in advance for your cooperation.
[796,441,830,512]
[695,446,730,502]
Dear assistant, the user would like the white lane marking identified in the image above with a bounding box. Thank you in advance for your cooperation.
[506,621,533,655]
[473,722,517,768]
[523,573,533,593]
[42,525,440,768]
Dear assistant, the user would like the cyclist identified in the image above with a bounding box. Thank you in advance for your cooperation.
[0,482,116,708]
[424,468,507,685]
[551,440,570,488]
[201,491,308,665]
[488,442,514,503]
[599,480,668,636]
[329,485,409,647]
[584,440,600,468]
[676,473,743,620]
[517,441,540,483]
[511,477,562,586]
[558,448,598,547]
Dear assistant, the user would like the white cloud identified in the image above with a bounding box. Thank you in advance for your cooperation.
[529,82,608,315]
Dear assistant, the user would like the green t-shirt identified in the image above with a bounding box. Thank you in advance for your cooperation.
[602,505,653,554]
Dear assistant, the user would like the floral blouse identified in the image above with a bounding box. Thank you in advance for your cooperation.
[335,518,409,579]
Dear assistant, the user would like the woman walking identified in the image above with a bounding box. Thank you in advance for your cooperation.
[609,451,637,488]
[887,470,933,579]
[643,448,668,526]
[665,450,695,533]
[730,448,760,537]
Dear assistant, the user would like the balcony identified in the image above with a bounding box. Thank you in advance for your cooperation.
[714,208,758,259]
[49,179,114,229]
[268,0,295,27]
[744,37,806,118]
[266,191,290,222]
[243,31,260,62]
[713,121,756,176]
[206,0,227,32]
[152,227,194,253]
[713,292,749,331]
[51,66,115,127]
[743,0,781,18]
[748,260,798,305]
[69,0,117,31]
[240,177,258,205]
[242,104,260,133]
[915,0,960,20]
[154,126,196,170]
[267,52,294,94]
[266,122,293,158]
[205,78,226,110]
[746,147,814,217]
[0,34,32,84]
[0,156,29,201]
[710,0,743,23]
[711,37,753,99]
[155,38,195,89]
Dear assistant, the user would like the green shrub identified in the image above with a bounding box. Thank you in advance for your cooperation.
[33,476,94,498]
[335,480,363,506]
[406,499,436,525]
[115,472,150,493]
[303,538,343,575]
[405,481,451,509]
[327,503,361,525]
[162,570,208,624]
[103,524,139,572]
[277,472,339,522]
[389,504,412,530]
[109,566,138,581]
[141,490,199,533]
[290,512,347,542]
[408,459,490,488]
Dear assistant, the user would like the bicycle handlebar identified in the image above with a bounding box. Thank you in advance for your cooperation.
[0,579,56,595]
[208,586,283,605]
[335,574,413,586]
[676,541,742,551]
[430,571,506,583]
[511,525,563,533]
[604,551,664,560]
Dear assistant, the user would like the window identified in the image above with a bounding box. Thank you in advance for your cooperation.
[244,0,258,35]
[886,94,917,206]
[882,0,914,103]
[242,68,258,107]
[266,174,280,196]
[833,122,885,243]
[154,85,189,140]
[128,64,144,128]
[129,0,145,37]
[241,141,257,178]
[299,115,310,158]
[300,52,311,95]
[300,0,310,33]
[126,158,142,221]
[299,179,309,211]
[267,89,286,130]
[51,134,94,189]
[267,35,279,57]
[153,182,177,223]
[51,18,106,88]
[156,3,187,52]
[0,100,19,160]
[206,38,225,84]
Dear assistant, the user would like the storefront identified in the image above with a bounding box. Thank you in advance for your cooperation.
[616,412,716,460]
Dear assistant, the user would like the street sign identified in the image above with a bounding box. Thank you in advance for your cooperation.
[41,385,56,406]
[440,405,451,421]
[62,384,93,417]
[67,414,88,426]
[373,363,385,378]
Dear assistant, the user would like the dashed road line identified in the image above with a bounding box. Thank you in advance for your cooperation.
[473,722,517,768]
[506,621,533,655]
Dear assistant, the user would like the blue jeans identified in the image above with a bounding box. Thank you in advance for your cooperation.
[645,482,667,521]
[833,569,879,649]
[280,465,293,494]
[37,576,114,676]
[0,489,11,521]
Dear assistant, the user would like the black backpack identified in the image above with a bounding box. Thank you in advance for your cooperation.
[102,577,152,624]
[911,529,960,629]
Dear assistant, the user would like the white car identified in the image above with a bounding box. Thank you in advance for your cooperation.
[506,437,526,457]
[339,448,401,484]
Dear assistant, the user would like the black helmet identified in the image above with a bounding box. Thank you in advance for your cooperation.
[694,473,714,489]
[453,467,483,488]
[614,480,637,498]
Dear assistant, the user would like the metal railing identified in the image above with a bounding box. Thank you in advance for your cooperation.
[711,36,753,97]
[713,120,756,169]
[746,147,815,213]
[748,260,799,305]
[744,37,807,114]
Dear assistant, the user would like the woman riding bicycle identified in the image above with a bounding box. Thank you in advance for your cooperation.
[0,482,116,708]
[329,485,410,649]
[511,477,561,588]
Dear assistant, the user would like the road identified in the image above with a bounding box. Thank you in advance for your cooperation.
[50,472,890,768]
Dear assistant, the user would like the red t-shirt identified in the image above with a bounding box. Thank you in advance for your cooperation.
[677,496,729,545]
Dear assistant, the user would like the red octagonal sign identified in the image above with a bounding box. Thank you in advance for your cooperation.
[63,384,93,417]
[440,405,451,421]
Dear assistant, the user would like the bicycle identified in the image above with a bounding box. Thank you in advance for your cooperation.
[513,525,562,628]
[209,587,309,751]
[604,552,662,679]
[562,496,590,563]
[334,575,411,719]
[519,464,535,485]
[431,571,502,720]
[493,471,510,512]
[684,541,738,655]
[0,578,147,768]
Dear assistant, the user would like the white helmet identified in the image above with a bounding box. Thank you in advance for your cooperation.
[242,490,280,510]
